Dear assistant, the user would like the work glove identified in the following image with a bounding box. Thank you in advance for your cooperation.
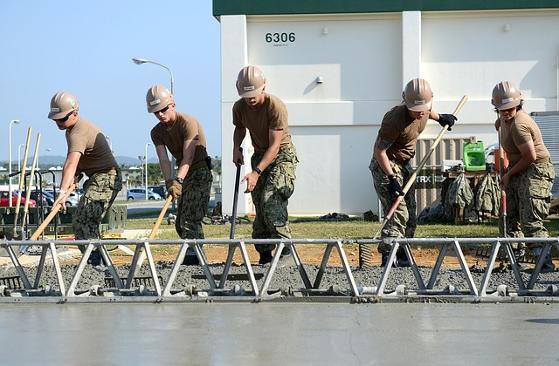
[165,179,182,199]
[388,175,404,200]
[438,114,457,131]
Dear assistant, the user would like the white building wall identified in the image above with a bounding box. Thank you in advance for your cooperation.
[219,9,559,216]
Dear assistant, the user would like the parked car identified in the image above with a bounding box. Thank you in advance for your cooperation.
[0,191,36,207]
[127,188,161,200]
[23,190,54,207]
[149,185,167,199]
[43,189,79,206]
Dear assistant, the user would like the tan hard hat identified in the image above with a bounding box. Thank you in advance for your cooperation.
[492,81,522,110]
[403,78,433,112]
[236,66,266,98]
[146,85,173,113]
[48,91,79,119]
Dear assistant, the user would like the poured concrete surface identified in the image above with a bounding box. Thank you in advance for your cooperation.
[0,303,558,365]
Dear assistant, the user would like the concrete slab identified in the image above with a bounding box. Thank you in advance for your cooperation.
[0,303,558,365]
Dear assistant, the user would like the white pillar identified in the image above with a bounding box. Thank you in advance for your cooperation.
[219,15,251,216]
[401,11,422,87]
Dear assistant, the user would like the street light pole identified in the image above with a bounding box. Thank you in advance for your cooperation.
[132,57,174,93]
[144,142,152,200]
[8,119,20,207]
[17,143,24,172]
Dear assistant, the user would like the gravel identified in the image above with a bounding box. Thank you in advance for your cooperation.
[2,259,557,295]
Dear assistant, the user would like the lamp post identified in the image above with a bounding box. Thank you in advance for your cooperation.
[17,143,24,172]
[8,119,20,207]
[144,142,152,200]
[132,57,174,93]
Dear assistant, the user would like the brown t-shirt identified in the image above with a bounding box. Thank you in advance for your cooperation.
[232,94,292,153]
[150,112,208,168]
[66,117,118,176]
[375,104,429,161]
[495,110,550,164]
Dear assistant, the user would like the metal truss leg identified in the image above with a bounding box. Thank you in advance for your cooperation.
[334,241,359,296]
[193,242,216,290]
[49,242,66,295]
[66,243,94,296]
[427,243,448,289]
[376,242,399,296]
[126,244,144,289]
[238,241,259,296]
[260,242,284,296]
[313,243,334,289]
[4,244,32,289]
[143,241,162,296]
[34,245,49,288]
[219,244,237,289]
[527,242,553,289]
[290,244,312,289]
[503,242,525,291]
[401,243,425,290]
[162,242,189,296]
[452,240,478,296]
[479,241,501,296]
[99,245,123,289]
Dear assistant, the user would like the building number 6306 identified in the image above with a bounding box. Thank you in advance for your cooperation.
[265,32,296,43]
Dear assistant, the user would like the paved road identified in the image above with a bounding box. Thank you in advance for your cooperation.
[125,200,165,215]
[0,303,558,365]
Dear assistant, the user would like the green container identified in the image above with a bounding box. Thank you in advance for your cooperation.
[463,141,486,171]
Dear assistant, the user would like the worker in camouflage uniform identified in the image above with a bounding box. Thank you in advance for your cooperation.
[370,78,457,267]
[232,65,298,264]
[492,81,555,272]
[50,91,122,266]
[146,85,212,265]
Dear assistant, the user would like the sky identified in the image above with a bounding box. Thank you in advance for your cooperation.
[0,0,221,164]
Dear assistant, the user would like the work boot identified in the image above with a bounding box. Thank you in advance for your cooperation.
[396,248,411,268]
[280,246,292,257]
[381,253,397,268]
[258,250,273,265]
[87,250,102,266]
[182,255,200,266]
[531,248,555,273]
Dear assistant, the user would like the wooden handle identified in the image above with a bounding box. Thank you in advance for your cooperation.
[384,95,469,224]
[30,185,75,240]
[24,133,41,214]
[148,195,173,239]
[14,127,32,225]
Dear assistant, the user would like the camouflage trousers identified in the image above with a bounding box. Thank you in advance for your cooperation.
[370,158,417,254]
[505,160,554,249]
[73,169,122,242]
[251,143,298,254]
[176,166,212,243]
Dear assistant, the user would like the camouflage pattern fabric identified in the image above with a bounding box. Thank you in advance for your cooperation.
[175,165,212,240]
[370,158,416,254]
[73,169,122,241]
[250,143,298,254]
[505,160,554,248]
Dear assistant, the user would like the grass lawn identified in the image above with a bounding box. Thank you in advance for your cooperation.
[125,216,559,239]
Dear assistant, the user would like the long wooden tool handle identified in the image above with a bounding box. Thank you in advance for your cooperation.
[382,95,469,227]
[24,133,41,215]
[148,195,173,239]
[14,127,32,226]
[30,185,75,241]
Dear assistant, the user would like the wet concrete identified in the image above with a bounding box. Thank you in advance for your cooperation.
[0,303,558,365]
